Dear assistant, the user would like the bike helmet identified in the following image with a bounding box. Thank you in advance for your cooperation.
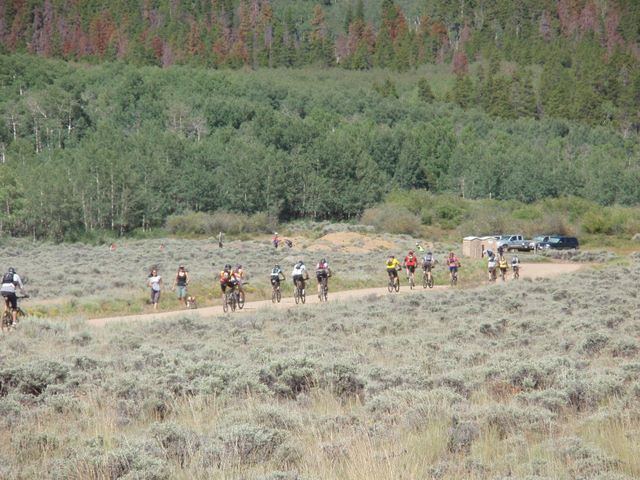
[8,267,15,273]
[298,260,304,265]
[224,264,231,270]
[274,264,280,269]
[409,250,414,255]
[236,264,242,269]
[321,258,326,263]
[427,251,432,255]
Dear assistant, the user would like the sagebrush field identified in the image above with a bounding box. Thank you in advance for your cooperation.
[0,242,638,479]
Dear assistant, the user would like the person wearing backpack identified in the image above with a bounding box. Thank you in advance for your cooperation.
[422,251,436,285]
[1,267,26,326]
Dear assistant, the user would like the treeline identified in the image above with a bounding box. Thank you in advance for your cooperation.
[1,1,639,130]
[0,55,638,240]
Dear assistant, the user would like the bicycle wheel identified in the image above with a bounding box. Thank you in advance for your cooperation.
[428,275,434,288]
[238,291,245,309]
[1,310,12,331]
[388,278,394,292]
[301,287,306,304]
[229,293,237,312]
[276,288,281,303]
[394,278,400,292]
[294,284,300,304]
[409,274,415,290]
[272,287,277,303]
[223,294,229,313]
[323,279,328,302]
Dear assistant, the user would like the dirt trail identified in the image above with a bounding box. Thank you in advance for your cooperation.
[87,262,586,327]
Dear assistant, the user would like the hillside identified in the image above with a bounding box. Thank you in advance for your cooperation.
[0,54,639,241]
[1,255,639,479]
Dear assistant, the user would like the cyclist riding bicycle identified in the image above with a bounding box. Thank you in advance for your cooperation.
[315,258,332,297]
[1,267,26,327]
[219,264,239,299]
[422,250,436,278]
[498,254,508,280]
[446,252,460,282]
[233,264,246,295]
[292,261,308,293]
[270,264,285,289]
[403,250,418,280]
[487,253,497,280]
[511,255,520,271]
[386,255,401,286]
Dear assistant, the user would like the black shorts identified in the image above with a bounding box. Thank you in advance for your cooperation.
[316,271,328,282]
[387,269,398,278]
[422,263,432,272]
[2,291,17,310]
[406,265,416,273]
[270,277,281,286]
[293,275,305,286]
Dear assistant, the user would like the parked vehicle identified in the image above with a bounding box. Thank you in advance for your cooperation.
[536,236,579,250]
[497,234,534,252]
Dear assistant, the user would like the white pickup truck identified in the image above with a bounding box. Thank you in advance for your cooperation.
[496,234,534,252]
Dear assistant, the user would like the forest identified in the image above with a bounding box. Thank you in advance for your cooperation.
[0,0,639,240]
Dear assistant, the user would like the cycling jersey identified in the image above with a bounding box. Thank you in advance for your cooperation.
[386,258,401,270]
[447,256,459,267]
[404,255,418,267]
[498,257,508,269]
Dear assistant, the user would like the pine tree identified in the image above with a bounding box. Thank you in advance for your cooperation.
[417,78,435,102]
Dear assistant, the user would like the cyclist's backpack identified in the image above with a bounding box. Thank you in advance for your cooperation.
[423,255,433,265]
[271,267,280,276]
[2,272,14,284]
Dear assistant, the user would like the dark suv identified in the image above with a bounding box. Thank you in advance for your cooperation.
[537,236,579,250]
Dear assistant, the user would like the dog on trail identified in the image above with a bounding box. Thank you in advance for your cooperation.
[186,296,198,309]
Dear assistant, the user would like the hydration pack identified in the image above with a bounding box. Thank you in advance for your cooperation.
[2,272,14,284]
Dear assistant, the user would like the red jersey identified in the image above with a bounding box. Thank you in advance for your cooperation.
[404,254,418,267]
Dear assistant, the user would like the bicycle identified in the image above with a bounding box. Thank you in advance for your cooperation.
[387,272,400,293]
[237,288,245,309]
[422,269,434,289]
[1,295,28,332]
[489,267,497,282]
[294,279,306,304]
[407,269,416,290]
[318,276,328,302]
[449,269,459,287]
[271,282,282,303]
[222,287,239,313]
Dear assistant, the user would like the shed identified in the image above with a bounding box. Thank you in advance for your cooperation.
[462,237,483,258]
[463,236,498,259]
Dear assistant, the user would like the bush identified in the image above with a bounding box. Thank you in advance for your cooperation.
[360,205,421,235]
[0,360,69,397]
[165,210,273,235]
[216,423,287,464]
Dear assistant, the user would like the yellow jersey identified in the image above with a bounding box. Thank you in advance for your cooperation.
[386,258,401,270]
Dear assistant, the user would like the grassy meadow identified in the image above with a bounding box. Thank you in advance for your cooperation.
[0,251,639,479]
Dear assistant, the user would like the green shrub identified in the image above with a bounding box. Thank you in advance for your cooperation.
[165,210,273,235]
[360,205,421,235]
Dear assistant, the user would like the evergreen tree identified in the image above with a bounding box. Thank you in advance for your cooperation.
[417,78,435,102]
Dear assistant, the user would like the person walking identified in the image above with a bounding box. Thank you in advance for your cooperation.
[148,268,162,310]
[172,265,190,307]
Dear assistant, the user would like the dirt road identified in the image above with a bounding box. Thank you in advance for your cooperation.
[87,262,586,327]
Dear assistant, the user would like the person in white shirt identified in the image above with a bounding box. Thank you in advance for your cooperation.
[147,268,162,310]
[291,261,308,293]
[1,267,26,326]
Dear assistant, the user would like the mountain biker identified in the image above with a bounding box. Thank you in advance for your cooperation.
[422,251,436,283]
[315,258,331,298]
[386,255,401,287]
[219,264,239,299]
[511,255,520,272]
[1,267,26,326]
[487,253,497,281]
[272,232,280,248]
[498,254,509,280]
[403,250,418,281]
[291,261,308,294]
[172,265,190,307]
[233,264,246,296]
[446,252,460,282]
[270,264,285,289]
[511,255,520,276]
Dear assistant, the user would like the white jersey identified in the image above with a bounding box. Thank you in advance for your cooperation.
[1,273,23,294]
[292,264,306,277]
